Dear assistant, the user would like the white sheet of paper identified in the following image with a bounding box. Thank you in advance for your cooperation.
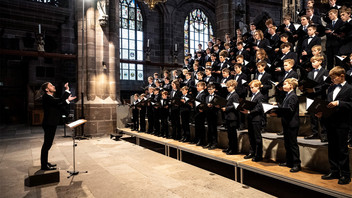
[306,98,314,110]
[323,76,327,81]
[262,103,278,113]
[195,101,200,107]
[267,63,272,68]
[335,55,345,61]
[67,119,87,128]
[221,83,227,88]
[244,60,249,65]
[242,79,247,84]
[184,97,189,102]
[233,102,239,109]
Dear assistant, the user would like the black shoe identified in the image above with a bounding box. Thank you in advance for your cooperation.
[304,134,319,139]
[208,145,217,150]
[321,138,328,143]
[277,131,284,136]
[41,165,56,170]
[226,150,237,155]
[222,148,229,153]
[338,176,351,185]
[321,172,340,180]
[252,157,263,162]
[290,165,301,173]
[203,144,212,149]
[278,162,293,168]
[47,162,57,167]
[196,141,202,146]
[244,153,255,159]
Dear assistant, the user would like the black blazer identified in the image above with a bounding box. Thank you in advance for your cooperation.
[42,91,70,126]
[279,91,300,128]
[326,19,344,47]
[236,49,250,61]
[248,92,265,123]
[204,75,216,84]
[278,70,299,85]
[195,90,207,112]
[302,36,321,57]
[325,83,352,129]
[253,72,272,100]
[306,68,329,99]
[224,91,239,122]
[274,51,298,71]
[234,73,248,98]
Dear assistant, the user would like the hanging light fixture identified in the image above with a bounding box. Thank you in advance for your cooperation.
[142,0,167,9]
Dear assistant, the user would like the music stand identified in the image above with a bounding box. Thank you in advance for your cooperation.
[66,119,88,178]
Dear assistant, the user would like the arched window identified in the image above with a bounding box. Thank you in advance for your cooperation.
[119,0,143,81]
[184,9,214,56]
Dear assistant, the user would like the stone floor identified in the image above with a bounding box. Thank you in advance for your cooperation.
[0,125,274,198]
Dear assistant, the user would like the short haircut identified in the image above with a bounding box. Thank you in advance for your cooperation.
[283,14,291,21]
[207,83,216,89]
[265,18,273,26]
[213,44,219,48]
[256,61,267,68]
[134,93,140,97]
[340,6,352,15]
[237,42,243,46]
[186,72,192,76]
[148,87,155,91]
[219,50,229,57]
[205,66,212,71]
[306,6,314,11]
[311,45,322,52]
[249,79,262,87]
[329,9,338,15]
[236,55,244,60]
[154,88,160,92]
[197,71,204,76]
[329,66,346,77]
[284,78,298,89]
[280,33,289,38]
[308,24,317,30]
[180,86,189,91]
[222,68,230,73]
[162,91,168,95]
[197,81,206,88]
[205,62,212,67]
[148,76,154,80]
[255,30,264,40]
[41,82,50,92]
[234,63,242,69]
[211,53,217,57]
[154,72,159,76]
[140,93,146,97]
[280,42,291,49]
[226,79,238,88]
[310,55,324,62]
[224,43,230,47]
[164,77,170,81]
[284,59,295,66]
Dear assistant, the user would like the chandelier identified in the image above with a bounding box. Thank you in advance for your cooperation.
[142,0,167,9]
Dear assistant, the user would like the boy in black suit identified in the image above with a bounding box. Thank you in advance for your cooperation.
[40,82,76,170]
[194,81,208,146]
[318,66,351,185]
[160,91,169,138]
[205,84,219,150]
[152,88,161,135]
[138,94,147,132]
[241,80,265,161]
[274,59,299,104]
[220,68,232,98]
[222,80,240,155]
[270,78,301,173]
[180,86,191,142]
[170,80,182,139]
[146,87,155,134]
[204,65,216,85]
[253,61,272,102]
[234,63,248,129]
[301,25,321,64]
[131,93,140,131]
[301,55,329,142]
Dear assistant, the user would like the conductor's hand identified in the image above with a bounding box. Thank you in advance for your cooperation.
[240,109,249,114]
[68,95,77,101]
[327,101,338,108]
[64,82,69,90]
[221,107,226,112]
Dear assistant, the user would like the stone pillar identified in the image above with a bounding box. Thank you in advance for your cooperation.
[215,0,232,40]
[76,0,120,136]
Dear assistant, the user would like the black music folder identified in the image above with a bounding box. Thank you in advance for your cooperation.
[234,100,257,111]
[306,98,334,117]
[299,78,319,89]
[211,95,227,107]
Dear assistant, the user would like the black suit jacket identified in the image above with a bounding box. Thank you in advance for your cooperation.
[42,91,70,126]
[278,70,299,85]
[302,36,321,57]
[253,72,272,100]
[248,92,265,123]
[306,68,329,99]
[279,91,299,128]
[236,49,250,61]
[204,75,216,84]
[195,90,207,112]
[234,73,248,98]
[224,91,239,122]
[325,83,352,129]
[326,19,344,47]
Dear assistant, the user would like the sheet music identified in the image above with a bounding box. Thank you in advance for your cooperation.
[262,103,278,113]
[323,76,328,81]
[67,119,87,128]
[221,83,227,88]
[267,63,272,68]
[195,101,200,107]
[233,102,239,109]
[242,79,247,84]
[335,55,345,61]
[306,98,314,110]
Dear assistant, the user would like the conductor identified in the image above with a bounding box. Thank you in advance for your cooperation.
[40,82,76,170]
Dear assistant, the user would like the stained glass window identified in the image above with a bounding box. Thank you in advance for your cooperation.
[119,0,143,81]
[184,9,213,57]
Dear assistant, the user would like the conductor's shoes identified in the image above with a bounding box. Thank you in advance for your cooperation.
[321,172,340,180]
[41,165,56,171]
[47,162,57,167]
[304,134,319,139]
[338,176,351,185]
[290,165,301,173]
[244,153,255,159]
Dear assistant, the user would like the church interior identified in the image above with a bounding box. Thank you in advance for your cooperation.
[1,0,352,197]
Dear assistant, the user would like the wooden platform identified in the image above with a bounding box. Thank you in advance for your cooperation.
[120,128,352,198]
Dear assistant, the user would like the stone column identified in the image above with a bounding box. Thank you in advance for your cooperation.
[76,0,120,136]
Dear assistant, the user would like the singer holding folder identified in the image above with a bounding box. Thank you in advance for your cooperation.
[317,66,351,185]
[40,82,76,170]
